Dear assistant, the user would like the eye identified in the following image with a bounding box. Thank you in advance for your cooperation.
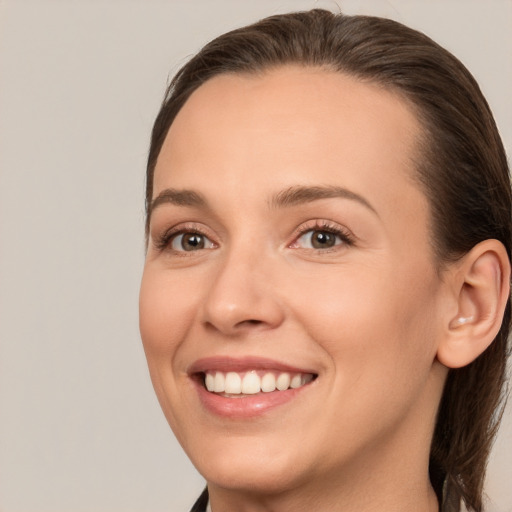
[296,230,341,249]
[291,222,354,251]
[171,232,215,252]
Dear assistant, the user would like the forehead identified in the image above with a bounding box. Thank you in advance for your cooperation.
[153,66,426,225]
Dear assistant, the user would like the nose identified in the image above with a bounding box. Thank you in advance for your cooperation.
[201,248,285,336]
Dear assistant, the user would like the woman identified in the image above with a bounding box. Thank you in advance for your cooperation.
[139,9,511,512]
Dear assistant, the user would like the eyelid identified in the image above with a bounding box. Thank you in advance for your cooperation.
[153,222,218,252]
[288,219,355,250]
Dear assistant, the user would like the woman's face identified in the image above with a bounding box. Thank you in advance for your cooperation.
[140,67,449,495]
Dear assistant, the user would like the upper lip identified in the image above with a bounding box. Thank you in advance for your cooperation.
[188,356,318,376]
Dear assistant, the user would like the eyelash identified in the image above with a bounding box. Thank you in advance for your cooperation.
[153,220,355,254]
[154,223,214,253]
[291,220,355,251]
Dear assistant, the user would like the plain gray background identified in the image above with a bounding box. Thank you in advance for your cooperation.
[0,1,510,510]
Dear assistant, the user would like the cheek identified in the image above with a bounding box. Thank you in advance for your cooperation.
[291,261,440,379]
[139,267,199,433]
[297,266,441,446]
[139,267,196,360]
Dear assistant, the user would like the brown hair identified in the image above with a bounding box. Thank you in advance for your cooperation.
[145,9,511,511]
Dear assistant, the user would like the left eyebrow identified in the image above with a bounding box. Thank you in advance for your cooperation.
[269,185,378,216]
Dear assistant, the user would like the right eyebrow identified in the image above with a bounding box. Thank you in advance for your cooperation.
[148,188,208,217]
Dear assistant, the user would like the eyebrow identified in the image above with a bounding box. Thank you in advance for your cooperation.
[269,185,378,215]
[149,188,208,215]
[149,184,378,217]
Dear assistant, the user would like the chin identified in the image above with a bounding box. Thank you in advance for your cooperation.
[187,436,307,494]
[202,459,301,495]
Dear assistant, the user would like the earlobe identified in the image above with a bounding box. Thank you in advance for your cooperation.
[437,239,511,369]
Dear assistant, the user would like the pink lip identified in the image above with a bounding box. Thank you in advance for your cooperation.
[188,356,318,419]
[188,356,316,375]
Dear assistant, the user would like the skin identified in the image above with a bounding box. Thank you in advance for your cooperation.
[139,67,454,511]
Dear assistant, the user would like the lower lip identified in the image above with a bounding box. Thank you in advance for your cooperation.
[193,378,313,418]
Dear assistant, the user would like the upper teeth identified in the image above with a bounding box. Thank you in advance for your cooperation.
[204,370,313,395]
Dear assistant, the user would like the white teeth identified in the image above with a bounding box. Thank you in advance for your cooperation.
[205,373,215,392]
[225,372,242,394]
[204,370,314,395]
[213,371,225,392]
[261,372,276,392]
[290,374,303,389]
[241,371,260,394]
[276,372,291,391]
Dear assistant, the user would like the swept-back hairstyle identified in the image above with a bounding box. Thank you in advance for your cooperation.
[146,9,511,511]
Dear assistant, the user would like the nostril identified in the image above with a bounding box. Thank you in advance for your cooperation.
[236,319,264,327]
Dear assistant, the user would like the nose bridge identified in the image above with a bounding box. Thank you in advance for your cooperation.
[201,236,284,334]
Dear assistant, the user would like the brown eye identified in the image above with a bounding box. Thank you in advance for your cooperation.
[171,232,213,251]
[310,231,337,249]
[297,229,341,249]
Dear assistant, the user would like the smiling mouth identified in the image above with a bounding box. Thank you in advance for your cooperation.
[201,370,317,396]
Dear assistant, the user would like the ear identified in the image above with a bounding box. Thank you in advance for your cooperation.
[437,239,511,369]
